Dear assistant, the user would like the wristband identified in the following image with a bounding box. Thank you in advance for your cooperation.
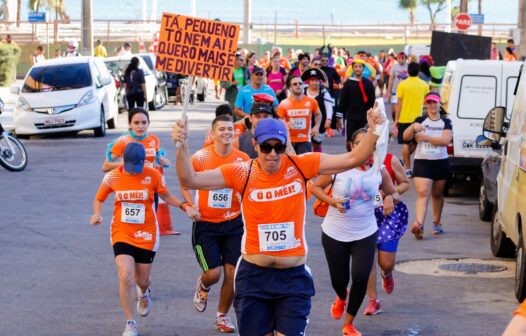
[179,202,188,211]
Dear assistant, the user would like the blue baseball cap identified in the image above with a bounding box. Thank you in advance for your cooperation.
[123,142,146,174]
[254,118,287,144]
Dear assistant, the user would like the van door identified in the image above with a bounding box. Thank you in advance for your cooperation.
[501,62,521,120]
[454,62,499,158]
[499,64,526,237]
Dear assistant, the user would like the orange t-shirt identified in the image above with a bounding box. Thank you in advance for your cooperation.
[110,133,161,169]
[220,153,321,257]
[277,96,320,143]
[192,146,250,223]
[202,123,247,148]
[96,166,168,251]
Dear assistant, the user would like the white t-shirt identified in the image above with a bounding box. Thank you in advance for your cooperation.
[321,167,381,242]
[413,115,452,160]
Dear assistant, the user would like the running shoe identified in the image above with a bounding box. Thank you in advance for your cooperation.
[122,320,137,336]
[331,288,349,320]
[432,222,444,235]
[363,298,382,315]
[405,169,413,178]
[136,286,152,317]
[381,271,394,294]
[214,313,236,333]
[411,222,424,240]
[342,323,362,336]
[193,277,210,312]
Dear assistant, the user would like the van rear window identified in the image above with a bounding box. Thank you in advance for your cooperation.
[22,63,92,92]
[457,75,497,119]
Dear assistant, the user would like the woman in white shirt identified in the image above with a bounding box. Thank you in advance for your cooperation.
[311,128,395,336]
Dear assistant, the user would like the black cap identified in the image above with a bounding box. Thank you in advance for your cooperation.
[250,102,273,114]
[251,65,264,74]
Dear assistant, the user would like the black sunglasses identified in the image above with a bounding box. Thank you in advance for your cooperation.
[259,142,287,154]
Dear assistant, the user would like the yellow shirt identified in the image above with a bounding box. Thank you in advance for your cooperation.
[396,76,429,123]
[94,45,107,58]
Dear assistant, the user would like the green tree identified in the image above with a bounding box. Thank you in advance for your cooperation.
[421,0,448,30]
[399,0,418,25]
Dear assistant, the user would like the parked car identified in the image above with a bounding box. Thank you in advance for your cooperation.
[103,56,158,111]
[136,53,168,110]
[440,59,522,194]
[12,56,118,137]
[478,61,526,302]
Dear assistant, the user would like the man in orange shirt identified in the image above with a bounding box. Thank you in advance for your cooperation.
[180,115,250,333]
[278,75,321,154]
[173,107,386,336]
[90,142,198,336]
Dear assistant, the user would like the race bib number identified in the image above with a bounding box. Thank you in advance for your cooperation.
[121,202,145,224]
[422,142,441,155]
[374,193,383,208]
[144,161,154,168]
[258,222,297,252]
[290,117,307,130]
[208,188,233,209]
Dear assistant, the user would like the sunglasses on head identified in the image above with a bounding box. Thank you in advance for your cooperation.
[259,142,287,154]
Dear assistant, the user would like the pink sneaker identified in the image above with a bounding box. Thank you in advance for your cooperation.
[363,298,382,315]
[381,271,394,294]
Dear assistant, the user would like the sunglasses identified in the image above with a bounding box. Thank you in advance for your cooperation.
[259,142,287,154]
[313,63,321,66]
[253,72,264,76]
[291,82,303,86]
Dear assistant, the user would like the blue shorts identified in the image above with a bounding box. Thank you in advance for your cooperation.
[234,258,315,336]
[377,239,400,252]
[192,215,243,271]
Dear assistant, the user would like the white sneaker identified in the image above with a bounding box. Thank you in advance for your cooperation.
[122,320,137,336]
[215,314,236,333]
[136,286,152,317]
[193,277,209,312]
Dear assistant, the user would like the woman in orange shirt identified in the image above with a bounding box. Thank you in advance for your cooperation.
[91,142,198,336]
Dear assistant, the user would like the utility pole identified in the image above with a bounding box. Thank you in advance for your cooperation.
[477,0,482,36]
[519,0,526,59]
[243,0,251,45]
[460,0,468,12]
[81,0,93,56]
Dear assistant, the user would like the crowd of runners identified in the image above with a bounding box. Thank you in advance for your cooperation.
[89,44,457,336]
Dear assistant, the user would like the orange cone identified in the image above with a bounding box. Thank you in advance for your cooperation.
[157,198,180,235]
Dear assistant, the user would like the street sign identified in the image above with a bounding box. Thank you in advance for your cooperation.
[28,12,46,23]
[470,14,485,24]
[455,13,472,31]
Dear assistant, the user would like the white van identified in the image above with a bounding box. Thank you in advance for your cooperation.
[478,61,526,302]
[404,44,430,58]
[439,59,522,191]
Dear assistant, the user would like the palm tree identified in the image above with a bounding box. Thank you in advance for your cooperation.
[399,0,418,25]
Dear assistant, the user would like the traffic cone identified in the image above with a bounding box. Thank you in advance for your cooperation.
[157,197,180,235]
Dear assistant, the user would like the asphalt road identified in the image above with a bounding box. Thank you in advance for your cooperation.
[0,98,519,336]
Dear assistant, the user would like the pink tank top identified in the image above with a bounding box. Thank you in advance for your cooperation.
[267,70,285,93]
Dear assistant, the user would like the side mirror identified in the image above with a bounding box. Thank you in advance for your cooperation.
[482,106,506,143]
[10,85,20,95]
[101,77,112,86]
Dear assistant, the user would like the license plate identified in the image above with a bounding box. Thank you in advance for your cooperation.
[44,117,65,126]
[167,82,173,88]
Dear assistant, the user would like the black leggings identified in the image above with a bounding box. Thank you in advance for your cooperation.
[127,93,146,111]
[321,231,378,317]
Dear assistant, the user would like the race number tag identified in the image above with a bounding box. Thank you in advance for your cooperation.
[208,188,233,209]
[121,202,145,224]
[422,142,441,155]
[258,222,296,252]
[144,161,154,168]
[290,117,306,130]
[374,192,383,208]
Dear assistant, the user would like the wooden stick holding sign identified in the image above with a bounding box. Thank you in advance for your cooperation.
[155,13,241,145]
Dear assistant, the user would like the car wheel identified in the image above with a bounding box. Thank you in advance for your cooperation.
[479,181,493,221]
[490,202,515,258]
[516,231,526,302]
[149,88,166,111]
[93,106,106,137]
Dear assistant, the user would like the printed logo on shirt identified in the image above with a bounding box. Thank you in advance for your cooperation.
[235,157,245,163]
[248,180,303,202]
[149,141,156,147]
[141,177,152,185]
[287,109,310,117]
[116,190,148,201]
[134,230,153,241]
[145,148,156,157]
[283,166,298,179]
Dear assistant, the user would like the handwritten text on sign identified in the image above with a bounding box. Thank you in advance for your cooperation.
[155,13,240,81]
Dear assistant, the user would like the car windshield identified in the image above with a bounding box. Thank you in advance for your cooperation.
[104,59,152,77]
[22,63,92,92]
[140,56,154,71]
